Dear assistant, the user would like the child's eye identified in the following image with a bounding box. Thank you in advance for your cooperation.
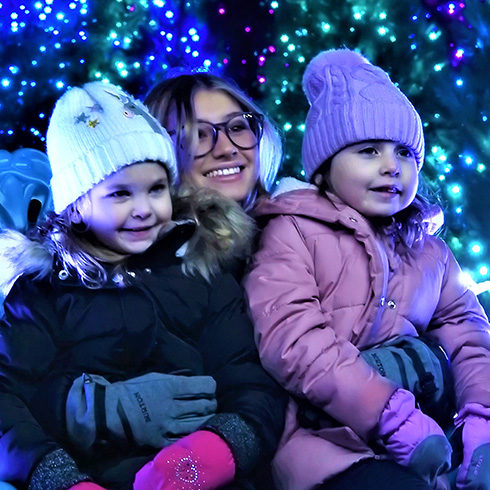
[398,147,414,158]
[108,190,130,198]
[359,146,377,155]
[150,183,167,194]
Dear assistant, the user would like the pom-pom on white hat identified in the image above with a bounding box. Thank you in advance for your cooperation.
[302,49,425,180]
[47,81,177,213]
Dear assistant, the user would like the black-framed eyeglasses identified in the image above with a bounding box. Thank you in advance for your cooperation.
[194,112,264,158]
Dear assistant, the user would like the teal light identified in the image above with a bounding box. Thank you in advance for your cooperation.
[471,243,482,254]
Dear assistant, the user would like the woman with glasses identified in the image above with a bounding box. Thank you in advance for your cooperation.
[144,73,286,490]
[145,72,283,211]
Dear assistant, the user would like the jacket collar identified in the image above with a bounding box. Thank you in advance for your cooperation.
[255,179,372,235]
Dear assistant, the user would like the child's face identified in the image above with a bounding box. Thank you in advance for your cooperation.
[326,140,418,218]
[184,88,259,203]
[87,162,172,255]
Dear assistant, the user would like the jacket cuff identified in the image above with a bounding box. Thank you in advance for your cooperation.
[28,448,90,490]
[201,413,262,475]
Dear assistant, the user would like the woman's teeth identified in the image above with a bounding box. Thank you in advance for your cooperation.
[204,166,241,178]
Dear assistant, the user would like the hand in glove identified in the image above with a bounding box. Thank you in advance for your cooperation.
[455,404,490,490]
[376,388,452,485]
[133,430,235,490]
[361,335,454,429]
[69,484,108,490]
[67,372,217,450]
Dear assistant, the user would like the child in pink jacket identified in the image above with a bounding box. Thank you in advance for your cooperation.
[244,49,490,490]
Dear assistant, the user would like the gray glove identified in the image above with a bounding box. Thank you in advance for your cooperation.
[361,335,455,429]
[66,372,217,450]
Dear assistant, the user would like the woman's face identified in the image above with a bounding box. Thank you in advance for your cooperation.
[184,89,259,204]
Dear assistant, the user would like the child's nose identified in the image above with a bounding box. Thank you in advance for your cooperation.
[132,196,152,218]
[380,153,401,175]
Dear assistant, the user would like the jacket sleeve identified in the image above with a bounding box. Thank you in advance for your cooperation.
[243,215,396,440]
[197,272,288,477]
[424,239,490,410]
[0,276,88,488]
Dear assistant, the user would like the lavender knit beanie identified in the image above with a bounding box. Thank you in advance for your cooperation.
[301,49,424,180]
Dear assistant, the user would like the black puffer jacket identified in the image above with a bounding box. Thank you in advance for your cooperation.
[0,191,287,490]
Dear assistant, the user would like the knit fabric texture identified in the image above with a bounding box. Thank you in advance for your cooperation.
[28,448,90,490]
[301,48,425,180]
[202,413,262,475]
[47,81,177,213]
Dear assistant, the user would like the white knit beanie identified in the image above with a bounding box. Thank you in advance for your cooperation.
[47,81,178,213]
[302,49,425,180]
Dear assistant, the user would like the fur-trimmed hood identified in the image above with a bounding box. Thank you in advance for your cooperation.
[0,186,255,296]
[173,185,256,279]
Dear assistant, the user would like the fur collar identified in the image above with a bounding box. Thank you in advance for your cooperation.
[172,186,255,280]
[0,187,255,296]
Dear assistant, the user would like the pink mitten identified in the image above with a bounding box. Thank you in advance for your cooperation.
[69,484,108,490]
[133,430,236,490]
[376,388,452,484]
[455,404,490,490]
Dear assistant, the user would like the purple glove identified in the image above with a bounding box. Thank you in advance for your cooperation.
[376,388,452,484]
[133,430,236,490]
[455,404,490,489]
[69,484,108,490]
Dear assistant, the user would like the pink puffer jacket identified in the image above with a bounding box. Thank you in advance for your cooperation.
[244,184,490,490]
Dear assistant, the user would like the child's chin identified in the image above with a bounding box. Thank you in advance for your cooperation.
[120,241,154,255]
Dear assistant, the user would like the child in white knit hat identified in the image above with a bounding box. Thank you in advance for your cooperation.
[244,49,490,490]
[0,82,286,490]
